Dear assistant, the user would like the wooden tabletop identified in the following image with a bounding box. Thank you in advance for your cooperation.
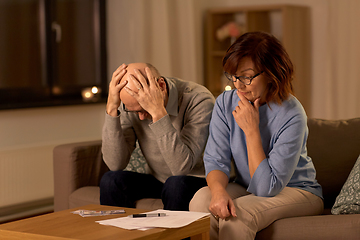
[0,204,210,240]
[0,229,74,240]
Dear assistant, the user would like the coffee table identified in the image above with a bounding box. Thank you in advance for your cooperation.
[0,204,210,240]
[0,229,76,240]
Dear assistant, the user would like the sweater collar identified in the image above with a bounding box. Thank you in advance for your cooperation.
[164,77,179,117]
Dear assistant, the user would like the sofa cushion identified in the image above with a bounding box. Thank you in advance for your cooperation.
[69,186,100,209]
[124,141,148,174]
[255,214,360,240]
[307,118,360,209]
[331,154,360,214]
[135,198,164,210]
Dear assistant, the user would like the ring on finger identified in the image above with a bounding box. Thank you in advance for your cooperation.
[211,212,219,220]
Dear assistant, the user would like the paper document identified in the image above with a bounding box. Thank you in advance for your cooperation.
[96,209,210,230]
[72,209,125,217]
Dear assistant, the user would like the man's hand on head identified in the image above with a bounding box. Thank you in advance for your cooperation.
[106,63,128,117]
[125,67,168,122]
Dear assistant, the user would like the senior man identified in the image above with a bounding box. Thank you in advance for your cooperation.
[100,62,215,210]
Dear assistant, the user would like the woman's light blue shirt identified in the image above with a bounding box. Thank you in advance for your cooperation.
[204,90,323,198]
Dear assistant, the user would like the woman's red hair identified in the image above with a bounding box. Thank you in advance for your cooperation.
[223,31,294,105]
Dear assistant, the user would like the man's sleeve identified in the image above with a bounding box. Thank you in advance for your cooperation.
[149,91,215,175]
[101,111,136,171]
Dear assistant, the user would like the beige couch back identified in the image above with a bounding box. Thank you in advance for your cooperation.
[307,118,360,209]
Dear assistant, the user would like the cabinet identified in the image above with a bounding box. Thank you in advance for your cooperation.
[204,5,311,113]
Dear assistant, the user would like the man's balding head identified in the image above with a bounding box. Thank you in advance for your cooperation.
[119,63,166,121]
[120,63,160,109]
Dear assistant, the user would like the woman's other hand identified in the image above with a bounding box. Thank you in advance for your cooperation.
[207,170,237,219]
[209,188,237,219]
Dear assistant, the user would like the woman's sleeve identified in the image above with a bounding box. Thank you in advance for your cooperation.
[203,96,233,178]
[247,113,307,197]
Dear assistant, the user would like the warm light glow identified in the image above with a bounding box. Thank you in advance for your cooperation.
[84,91,92,99]
[225,85,232,91]
[82,87,100,102]
[91,86,98,94]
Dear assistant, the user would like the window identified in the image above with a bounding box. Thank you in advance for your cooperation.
[0,0,107,109]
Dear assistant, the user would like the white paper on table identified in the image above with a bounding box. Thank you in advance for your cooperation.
[96,209,210,230]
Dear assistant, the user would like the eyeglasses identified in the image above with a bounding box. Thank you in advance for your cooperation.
[122,104,147,114]
[224,71,264,85]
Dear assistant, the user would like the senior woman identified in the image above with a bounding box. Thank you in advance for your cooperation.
[189,31,323,240]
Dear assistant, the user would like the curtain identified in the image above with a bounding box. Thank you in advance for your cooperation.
[107,0,204,84]
[317,0,360,119]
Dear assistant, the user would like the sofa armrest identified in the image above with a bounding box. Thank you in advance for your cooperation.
[53,140,108,212]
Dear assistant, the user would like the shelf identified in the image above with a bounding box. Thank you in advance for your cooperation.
[211,51,227,57]
[204,5,311,113]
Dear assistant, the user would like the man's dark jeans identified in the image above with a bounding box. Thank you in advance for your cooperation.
[100,170,207,211]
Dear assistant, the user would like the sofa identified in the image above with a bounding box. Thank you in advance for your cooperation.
[53,117,360,239]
